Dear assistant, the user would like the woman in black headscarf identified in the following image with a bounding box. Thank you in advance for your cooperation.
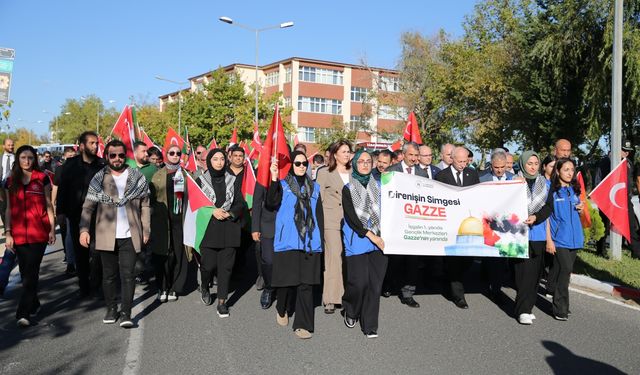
[196,148,245,318]
[266,151,324,339]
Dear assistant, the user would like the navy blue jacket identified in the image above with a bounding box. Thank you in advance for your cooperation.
[550,186,584,249]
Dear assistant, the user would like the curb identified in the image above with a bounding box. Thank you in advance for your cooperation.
[570,273,640,301]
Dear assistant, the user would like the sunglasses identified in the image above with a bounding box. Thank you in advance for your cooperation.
[109,153,126,160]
[196,151,202,155]
[168,151,182,156]
[294,161,309,167]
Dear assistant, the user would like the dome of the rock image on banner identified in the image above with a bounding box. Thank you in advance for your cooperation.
[445,216,500,256]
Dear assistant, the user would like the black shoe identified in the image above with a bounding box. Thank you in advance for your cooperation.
[65,264,76,275]
[344,314,357,329]
[454,298,469,309]
[201,287,212,306]
[255,275,265,291]
[260,289,273,309]
[400,297,420,308]
[119,312,133,328]
[103,307,119,324]
[135,276,149,285]
[365,331,378,339]
[382,291,392,298]
[217,303,229,318]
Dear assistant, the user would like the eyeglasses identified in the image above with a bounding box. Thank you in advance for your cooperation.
[196,151,202,155]
[108,153,126,160]
[294,161,309,167]
[357,160,372,165]
[168,151,182,157]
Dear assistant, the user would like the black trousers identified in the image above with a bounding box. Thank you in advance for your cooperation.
[100,238,137,315]
[444,256,472,302]
[387,255,419,298]
[514,241,545,316]
[343,251,387,333]
[550,247,578,317]
[200,247,235,300]
[627,204,640,258]
[15,243,47,319]
[276,283,314,332]
[69,218,101,294]
[481,257,508,294]
[260,238,274,289]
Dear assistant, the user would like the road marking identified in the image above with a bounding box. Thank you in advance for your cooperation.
[569,286,640,312]
[122,288,147,375]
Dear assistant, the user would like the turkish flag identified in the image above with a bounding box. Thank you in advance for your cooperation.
[97,136,105,159]
[229,128,238,147]
[163,127,185,154]
[110,105,136,159]
[256,105,291,188]
[389,139,402,152]
[184,149,197,173]
[589,160,630,241]
[249,121,262,161]
[402,111,423,144]
[140,129,156,149]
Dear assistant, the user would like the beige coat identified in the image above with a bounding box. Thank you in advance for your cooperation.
[315,167,345,231]
[80,168,151,253]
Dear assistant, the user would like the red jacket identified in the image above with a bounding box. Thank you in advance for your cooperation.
[8,170,52,245]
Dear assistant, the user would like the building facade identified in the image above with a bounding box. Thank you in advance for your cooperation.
[158,57,407,150]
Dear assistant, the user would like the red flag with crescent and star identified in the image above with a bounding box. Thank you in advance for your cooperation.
[163,127,185,155]
[256,105,291,188]
[249,121,262,161]
[110,105,136,159]
[402,111,423,144]
[589,159,630,241]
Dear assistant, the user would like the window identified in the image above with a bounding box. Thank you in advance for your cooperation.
[298,66,343,85]
[285,67,292,83]
[265,71,279,87]
[349,115,370,130]
[298,96,342,114]
[350,87,369,102]
[379,76,401,92]
[298,126,316,143]
[283,97,292,108]
[378,105,407,120]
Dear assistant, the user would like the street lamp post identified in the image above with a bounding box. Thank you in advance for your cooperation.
[219,16,294,125]
[155,76,187,135]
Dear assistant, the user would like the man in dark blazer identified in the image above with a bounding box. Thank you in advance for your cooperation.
[418,145,441,179]
[479,148,514,183]
[435,146,480,309]
[385,142,428,308]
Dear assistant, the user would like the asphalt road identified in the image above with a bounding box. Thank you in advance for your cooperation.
[1,238,639,375]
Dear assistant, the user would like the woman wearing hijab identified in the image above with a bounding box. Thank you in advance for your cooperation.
[150,144,193,302]
[197,148,245,318]
[266,151,323,339]
[513,151,554,325]
[341,150,386,339]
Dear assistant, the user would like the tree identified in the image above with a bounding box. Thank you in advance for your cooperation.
[50,95,118,143]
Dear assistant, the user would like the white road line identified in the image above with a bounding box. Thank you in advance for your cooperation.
[569,286,640,312]
[122,288,147,375]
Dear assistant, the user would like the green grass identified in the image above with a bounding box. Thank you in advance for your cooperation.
[574,247,640,289]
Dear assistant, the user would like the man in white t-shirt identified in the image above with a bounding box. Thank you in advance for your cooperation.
[80,140,150,328]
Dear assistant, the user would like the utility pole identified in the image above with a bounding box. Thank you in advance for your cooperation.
[610,0,623,260]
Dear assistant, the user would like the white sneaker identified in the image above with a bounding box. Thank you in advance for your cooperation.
[17,318,30,327]
[530,313,536,320]
[157,292,167,302]
[518,313,533,325]
[167,291,177,301]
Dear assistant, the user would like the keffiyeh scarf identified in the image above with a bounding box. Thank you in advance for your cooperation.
[199,170,235,212]
[349,176,381,235]
[86,166,149,207]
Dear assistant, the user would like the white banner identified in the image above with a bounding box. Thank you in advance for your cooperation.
[380,172,530,258]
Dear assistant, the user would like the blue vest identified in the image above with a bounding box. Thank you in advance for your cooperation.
[529,180,550,242]
[342,182,381,256]
[274,179,322,253]
[550,186,584,249]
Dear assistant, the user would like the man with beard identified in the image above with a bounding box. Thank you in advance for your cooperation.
[127,141,157,182]
[56,131,105,298]
[80,140,150,327]
[226,145,253,281]
[195,145,208,176]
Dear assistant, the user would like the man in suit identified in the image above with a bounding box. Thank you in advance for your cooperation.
[478,148,512,303]
[418,145,441,179]
[0,138,15,226]
[435,146,480,309]
[436,143,454,170]
[479,148,514,182]
[386,142,428,308]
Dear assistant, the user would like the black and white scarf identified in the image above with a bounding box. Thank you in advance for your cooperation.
[86,166,149,207]
[519,172,548,215]
[199,170,235,212]
[285,174,316,244]
[349,176,381,235]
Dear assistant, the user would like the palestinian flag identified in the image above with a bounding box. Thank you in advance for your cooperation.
[183,174,213,254]
[207,137,218,151]
[241,157,256,209]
